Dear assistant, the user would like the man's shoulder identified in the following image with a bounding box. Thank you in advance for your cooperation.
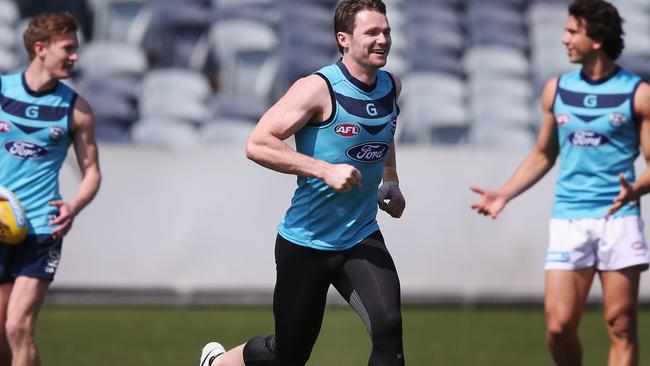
[0,72,22,90]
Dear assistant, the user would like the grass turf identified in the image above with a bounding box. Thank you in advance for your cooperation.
[38,306,650,365]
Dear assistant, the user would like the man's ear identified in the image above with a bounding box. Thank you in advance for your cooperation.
[33,41,47,59]
[337,31,350,51]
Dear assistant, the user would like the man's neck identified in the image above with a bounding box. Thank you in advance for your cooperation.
[24,63,58,93]
[341,56,378,85]
[580,54,617,81]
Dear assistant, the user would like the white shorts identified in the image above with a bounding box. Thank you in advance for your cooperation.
[545,216,650,271]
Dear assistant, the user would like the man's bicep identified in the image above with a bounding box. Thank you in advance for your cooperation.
[534,78,560,156]
[255,76,329,140]
[635,83,650,161]
[71,97,99,171]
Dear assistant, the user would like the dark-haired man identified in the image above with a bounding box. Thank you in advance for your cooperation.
[198,0,405,365]
[471,0,650,365]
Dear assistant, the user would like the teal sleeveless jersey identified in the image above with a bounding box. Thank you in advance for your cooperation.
[552,67,643,219]
[0,73,77,234]
[278,60,399,250]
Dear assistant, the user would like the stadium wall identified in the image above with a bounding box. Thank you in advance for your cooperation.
[51,145,650,305]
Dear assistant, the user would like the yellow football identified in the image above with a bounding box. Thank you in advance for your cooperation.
[0,186,28,245]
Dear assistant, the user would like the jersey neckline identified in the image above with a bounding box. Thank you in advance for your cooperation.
[579,65,621,85]
[21,72,60,97]
[335,58,378,93]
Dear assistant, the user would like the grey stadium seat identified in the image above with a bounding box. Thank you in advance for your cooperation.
[209,19,279,99]
[131,118,200,148]
[200,118,255,146]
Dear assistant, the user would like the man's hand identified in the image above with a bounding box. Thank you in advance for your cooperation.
[606,173,638,217]
[322,164,362,193]
[470,186,508,219]
[377,181,405,218]
[48,201,77,238]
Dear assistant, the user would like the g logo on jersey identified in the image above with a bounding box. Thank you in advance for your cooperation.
[583,95,597,108]
[346,142,389,163]
[334,123,360,137]
[25,105,40,119]
[568,130,609,148]
[4,140,48,159]
[366,103,378,116]
[0,121,10,133]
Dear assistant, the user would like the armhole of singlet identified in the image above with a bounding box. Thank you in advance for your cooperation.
[67,92,78,138]
[309,72,336,127]
[550,76,562,114]
[386,71,400,116]
[630,79,645,126]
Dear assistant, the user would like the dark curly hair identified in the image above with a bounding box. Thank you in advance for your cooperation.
[569,0,624,60]
[334,0,387,54]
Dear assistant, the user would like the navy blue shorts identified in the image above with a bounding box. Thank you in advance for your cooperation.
[0,235,63,283]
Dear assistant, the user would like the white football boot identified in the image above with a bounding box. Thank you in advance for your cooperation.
[199,342,225,366]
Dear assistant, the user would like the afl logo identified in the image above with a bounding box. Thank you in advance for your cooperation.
[346,142,389,163]
[50,127,65,141]
[390,118,397,135]
[4,140,48,159]
[556,113,570,126]
[0,121,10,133]
[568,130,609,148]
[609,113,626,127]
[334,123,360,137]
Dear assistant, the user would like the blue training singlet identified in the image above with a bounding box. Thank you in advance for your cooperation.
[278,60,399,250]
[0,73,77,234]
[552,67,643,219]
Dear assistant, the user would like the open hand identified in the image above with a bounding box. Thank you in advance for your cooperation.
[48,200,76,238]
[606,173,637,217]
[470,186,507,219]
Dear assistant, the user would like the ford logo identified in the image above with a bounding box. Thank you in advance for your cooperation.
[567,130,609,148]
[4,140,48,159]
[346,142,389,163]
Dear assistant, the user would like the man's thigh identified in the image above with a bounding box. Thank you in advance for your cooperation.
[545,268,596,326]
[6,276,49,325]
[273,235,342,364]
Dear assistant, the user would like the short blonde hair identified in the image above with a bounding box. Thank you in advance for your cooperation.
[23,12,78,60]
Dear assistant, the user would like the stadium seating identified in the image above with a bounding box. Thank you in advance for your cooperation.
[0,0,19,72]
[7,0,650,147]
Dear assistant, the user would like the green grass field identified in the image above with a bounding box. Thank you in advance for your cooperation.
[38,306,650,365]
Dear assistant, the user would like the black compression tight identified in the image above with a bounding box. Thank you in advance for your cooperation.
[243,231,404,366]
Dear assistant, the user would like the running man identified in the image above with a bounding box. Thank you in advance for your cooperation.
[471,1,650,365]
[0,12,101,366]
[199,1,406,365]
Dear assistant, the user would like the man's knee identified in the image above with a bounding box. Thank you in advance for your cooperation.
[371,309,402,342]
[5,317,33,344]
[243,335,279,366]
[605,310,637,342]
[546,316,578,339]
